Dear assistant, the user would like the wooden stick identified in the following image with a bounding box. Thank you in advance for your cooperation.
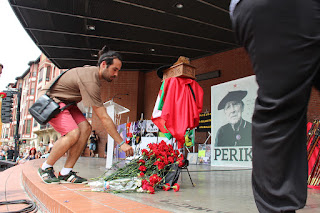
[308,132,320,161]
[312,159,320,186]
[309,151,320,185]
[307,120,318,144]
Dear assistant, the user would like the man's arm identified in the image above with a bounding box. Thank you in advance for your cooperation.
[92,106,133,156]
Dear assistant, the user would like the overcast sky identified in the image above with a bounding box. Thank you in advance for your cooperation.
[0,0,41,91]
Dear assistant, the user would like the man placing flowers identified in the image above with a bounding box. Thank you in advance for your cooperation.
[37,46,134,184]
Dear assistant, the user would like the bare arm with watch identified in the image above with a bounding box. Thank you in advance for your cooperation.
[92,105,134,157]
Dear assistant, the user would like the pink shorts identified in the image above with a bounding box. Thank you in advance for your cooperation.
[49,103,87,136]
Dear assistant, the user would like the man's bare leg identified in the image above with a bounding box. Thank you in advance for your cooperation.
[64,121,91,168]
[46,128,81,166]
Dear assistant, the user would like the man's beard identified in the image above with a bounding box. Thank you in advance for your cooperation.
[104,75,115,82]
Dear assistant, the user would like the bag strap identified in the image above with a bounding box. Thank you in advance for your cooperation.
[46,70,69,95]
[45,69,76,109]
[60,102,75,112]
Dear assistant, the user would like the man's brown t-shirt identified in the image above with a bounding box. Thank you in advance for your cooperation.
[42,66,103,107]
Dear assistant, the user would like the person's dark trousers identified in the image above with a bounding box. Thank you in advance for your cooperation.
[231,0,320,212]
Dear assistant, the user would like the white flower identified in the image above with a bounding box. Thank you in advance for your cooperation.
[135,179,142,187]
[137,187,144,193]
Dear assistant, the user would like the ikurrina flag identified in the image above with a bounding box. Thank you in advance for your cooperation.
[151,77,203,148]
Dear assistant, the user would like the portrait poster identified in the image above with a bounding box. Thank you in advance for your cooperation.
[211,75,258,167]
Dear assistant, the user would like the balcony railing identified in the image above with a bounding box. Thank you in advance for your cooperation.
[40,123,52,130]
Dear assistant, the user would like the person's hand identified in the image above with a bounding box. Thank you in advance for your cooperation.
[120,143,134,157]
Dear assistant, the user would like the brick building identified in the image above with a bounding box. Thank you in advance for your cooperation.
[2,48,320,157]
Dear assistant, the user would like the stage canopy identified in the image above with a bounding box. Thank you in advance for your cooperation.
[9,0,238,71]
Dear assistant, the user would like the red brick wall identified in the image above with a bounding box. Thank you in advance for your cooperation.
[143,71,163,120]
[308,88,320,122]
[93,47,320,156]
[93,70,143,157]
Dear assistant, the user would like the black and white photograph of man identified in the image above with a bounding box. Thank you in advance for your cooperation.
[215,90,252,146]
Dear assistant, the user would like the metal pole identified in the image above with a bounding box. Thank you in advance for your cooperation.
[14,89,21,161]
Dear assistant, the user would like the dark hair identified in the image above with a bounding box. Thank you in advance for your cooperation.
[0,64,3,68]
[29,148,37,155]
[97,46,122,66]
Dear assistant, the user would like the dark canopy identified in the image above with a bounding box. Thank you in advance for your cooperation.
[9,0,237,71]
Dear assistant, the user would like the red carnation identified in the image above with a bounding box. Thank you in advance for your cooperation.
[147,186,155,194]
[138,159,145,164]
[164,159,169,165]
[138,172,144,177]
[139,165,147,171]
[168,156,175,164]
[178,159,185,167]
[142,179,148,185]
[162,183,171,191]
[149,174,162,186]
[148,143,156,150]
[159,143,167,152]
[154,150,160,157]
[153,161,165,170]
[141,149,149,156]
[142,180,150,190]
[157,162,165,170]
[172,183,180,192]
[160,151,167,157]
[157,155,164,161]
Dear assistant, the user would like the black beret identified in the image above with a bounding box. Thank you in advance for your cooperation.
[218,90,247,110]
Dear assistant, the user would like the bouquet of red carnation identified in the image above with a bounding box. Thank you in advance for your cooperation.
[90,141,184,194]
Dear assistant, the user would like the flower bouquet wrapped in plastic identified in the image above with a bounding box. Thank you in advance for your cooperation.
[89,141,184,194]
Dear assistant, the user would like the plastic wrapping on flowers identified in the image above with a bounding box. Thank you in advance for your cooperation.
[88,141,184,194]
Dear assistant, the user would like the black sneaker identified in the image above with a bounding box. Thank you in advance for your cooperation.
[58,171,88,184]
[38,167,60,184]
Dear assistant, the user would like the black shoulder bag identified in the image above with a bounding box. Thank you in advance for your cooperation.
[29,71,74,125]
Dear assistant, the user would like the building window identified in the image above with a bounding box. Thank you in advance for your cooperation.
[11,125,16,137]
[30,88,35,95]
[46,66,51,81]
[38,68,43,83]
[4,128,8,138]
[26,120,31,134]
[33,119,37,127]
[30,82,36,95]
[32,71,37,77]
